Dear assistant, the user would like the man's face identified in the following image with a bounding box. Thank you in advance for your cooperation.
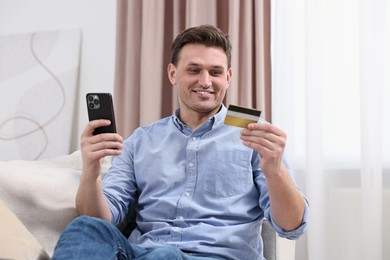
[168,44,232,116]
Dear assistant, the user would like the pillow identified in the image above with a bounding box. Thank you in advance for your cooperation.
[0,199,50,259]
[0,150,111,256]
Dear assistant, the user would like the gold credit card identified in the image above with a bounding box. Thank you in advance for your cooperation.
[224,104,261,128]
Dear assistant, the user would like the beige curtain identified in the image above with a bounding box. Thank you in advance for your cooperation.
[114,0,271,138]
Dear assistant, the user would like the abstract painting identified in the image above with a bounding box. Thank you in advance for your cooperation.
[0,29,81,160]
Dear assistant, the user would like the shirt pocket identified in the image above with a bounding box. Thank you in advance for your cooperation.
[203,150,250,197]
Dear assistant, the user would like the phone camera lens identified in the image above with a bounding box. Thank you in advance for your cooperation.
[89,103,94,109]
[88,95,93,102]
[94,99,99,105]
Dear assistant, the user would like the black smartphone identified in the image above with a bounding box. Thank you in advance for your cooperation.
[86,93,117,135]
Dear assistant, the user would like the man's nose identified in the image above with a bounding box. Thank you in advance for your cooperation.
[198,71,212,88]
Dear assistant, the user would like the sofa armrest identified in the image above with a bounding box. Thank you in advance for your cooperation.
[262,219,296,260]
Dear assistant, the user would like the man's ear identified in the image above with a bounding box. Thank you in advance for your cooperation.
[226,67,232,88]
[167,63,177,85]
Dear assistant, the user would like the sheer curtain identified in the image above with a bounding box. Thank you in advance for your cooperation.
[272,0,389,259]
[114,0,271,137]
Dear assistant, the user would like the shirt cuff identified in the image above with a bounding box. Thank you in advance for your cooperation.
[268,198,309,240]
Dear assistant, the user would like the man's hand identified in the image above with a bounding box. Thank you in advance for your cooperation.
[80,119,123,179]
[240,122,305,231]
[240,122,286,177]
[76,120,123,220]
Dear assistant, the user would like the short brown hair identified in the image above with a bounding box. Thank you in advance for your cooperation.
[171,24,232,69]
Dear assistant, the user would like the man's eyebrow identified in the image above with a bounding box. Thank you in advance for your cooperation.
[211,65,225,69]
[187,62,225,69]
[187,62,201,67]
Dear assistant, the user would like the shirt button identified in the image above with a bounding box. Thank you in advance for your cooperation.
[177,216,184,220]
[185,192,191,197]
[192,137,197,141]
[173,227,181,232]
[189,162,194,167]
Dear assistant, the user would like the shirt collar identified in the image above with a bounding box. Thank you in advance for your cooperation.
[172,105,227,135]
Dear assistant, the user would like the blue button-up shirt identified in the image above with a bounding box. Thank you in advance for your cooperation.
[103,105,308,260]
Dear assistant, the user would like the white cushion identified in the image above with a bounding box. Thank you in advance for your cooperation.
[0,150,111,256]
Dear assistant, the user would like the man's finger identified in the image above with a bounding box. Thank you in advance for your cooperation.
[82,120,112,136]
[247,123,286,138]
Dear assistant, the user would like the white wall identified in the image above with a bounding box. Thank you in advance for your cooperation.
[0,0,116,153]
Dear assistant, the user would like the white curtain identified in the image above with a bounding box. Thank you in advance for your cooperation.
[271,0,389,259]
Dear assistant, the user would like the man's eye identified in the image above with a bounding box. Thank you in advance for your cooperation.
[210,71,223,76]
[189,69,200,74]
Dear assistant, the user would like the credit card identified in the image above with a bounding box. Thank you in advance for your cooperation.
[224,104,261,128]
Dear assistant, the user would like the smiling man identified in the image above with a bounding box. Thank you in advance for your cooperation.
[167,43,231,130]
[52,25,308,260]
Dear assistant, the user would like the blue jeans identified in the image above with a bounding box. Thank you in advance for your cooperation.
[52,216,225,260]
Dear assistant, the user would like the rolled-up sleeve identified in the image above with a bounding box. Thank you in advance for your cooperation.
[102,137,138,225]
[256,155,310,240]
[268,197,309,239]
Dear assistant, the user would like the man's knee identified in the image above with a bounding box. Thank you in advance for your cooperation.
[65,216,117,238]
[69,215,105,226]
[53,216,126,259]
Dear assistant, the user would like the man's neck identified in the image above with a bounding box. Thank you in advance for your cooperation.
[179,106,221,131]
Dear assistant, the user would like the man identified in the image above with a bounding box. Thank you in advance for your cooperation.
[52,24,308,260]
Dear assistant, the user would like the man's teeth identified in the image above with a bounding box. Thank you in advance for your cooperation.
[195,91,212,94]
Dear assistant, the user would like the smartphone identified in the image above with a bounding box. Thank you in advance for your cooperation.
[86,93,117,135]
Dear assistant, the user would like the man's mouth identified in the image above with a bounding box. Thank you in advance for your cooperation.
[192,90,214,95]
